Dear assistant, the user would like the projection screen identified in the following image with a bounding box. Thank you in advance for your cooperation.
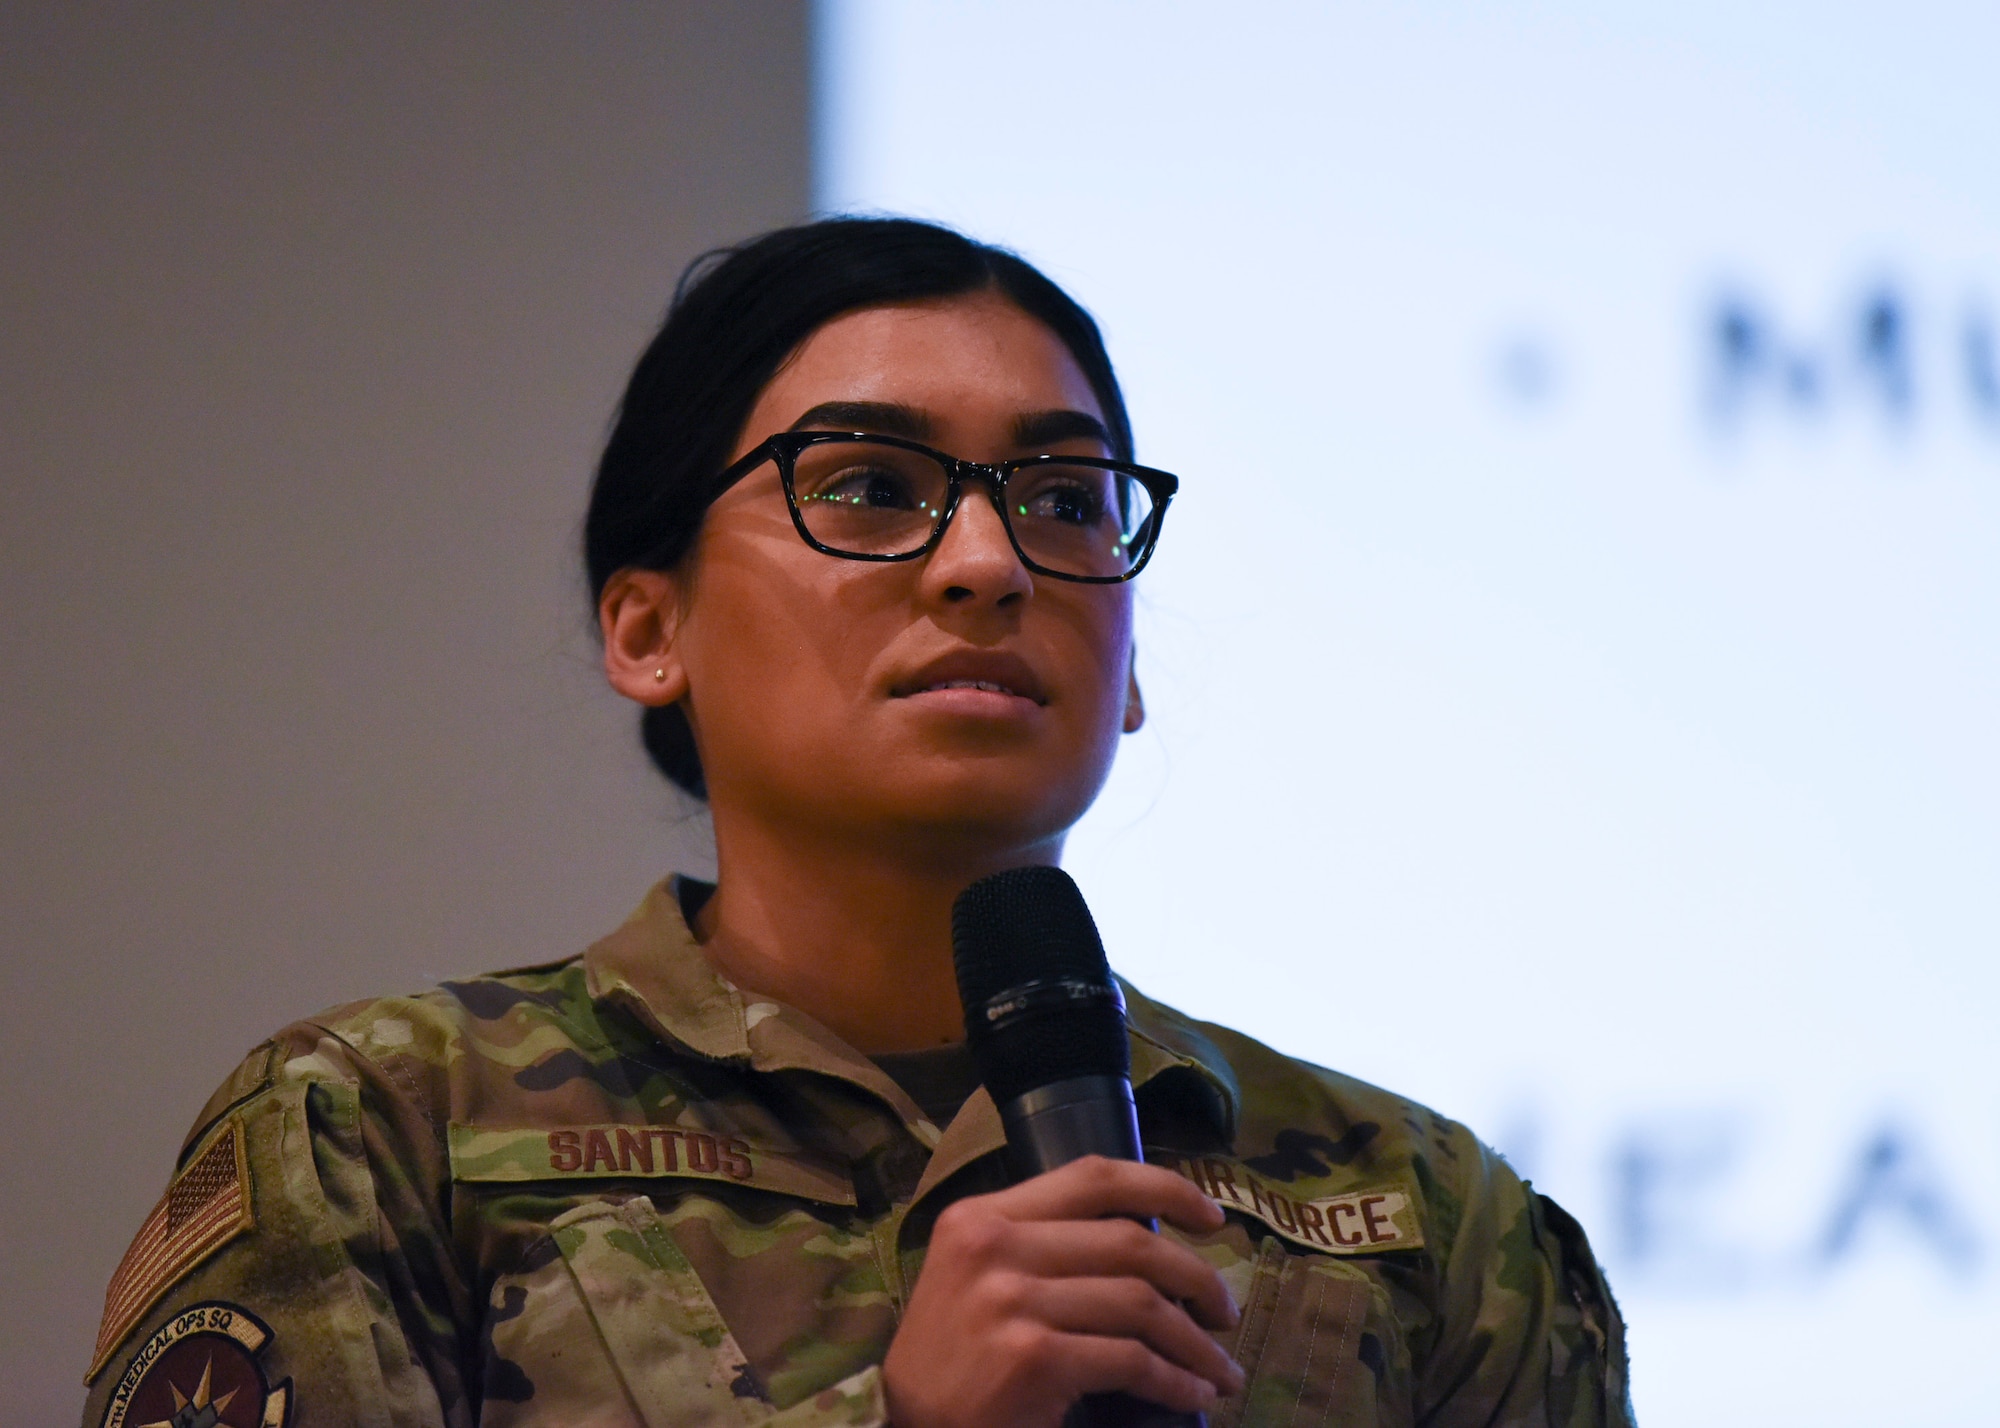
[818,4,1999,1424]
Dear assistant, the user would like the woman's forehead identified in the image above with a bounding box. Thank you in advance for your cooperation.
[748,293,1105,440]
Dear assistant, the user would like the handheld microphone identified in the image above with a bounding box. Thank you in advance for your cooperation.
[951,866,1205,1428]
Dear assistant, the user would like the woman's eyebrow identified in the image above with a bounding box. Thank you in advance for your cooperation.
[785,402,1110,450]
[1013,409,1111,448]
[788,400,934,439]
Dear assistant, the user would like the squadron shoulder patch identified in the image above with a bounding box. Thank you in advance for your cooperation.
[97,1301,289,1428]
[89,1120,254,1382]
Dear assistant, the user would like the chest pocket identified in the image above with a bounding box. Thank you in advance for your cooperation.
[554,1197,769,1426]
[483,1193,893,1428]
[1215,1237,1394,1428]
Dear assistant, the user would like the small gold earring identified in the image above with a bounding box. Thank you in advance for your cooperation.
[652,668,667,683]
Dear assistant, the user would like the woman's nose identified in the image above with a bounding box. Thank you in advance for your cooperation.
[920,481,1034,606]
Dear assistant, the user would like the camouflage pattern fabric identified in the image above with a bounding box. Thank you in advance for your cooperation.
[83,877,1635,1427]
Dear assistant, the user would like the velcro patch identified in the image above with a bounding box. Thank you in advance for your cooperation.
[97,1301,289,1428]
[1150,1149,1424,1255]
[89,1120,254,1382]
[448,1123,856,1206]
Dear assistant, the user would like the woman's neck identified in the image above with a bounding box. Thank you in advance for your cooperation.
[691,815,1064,1056]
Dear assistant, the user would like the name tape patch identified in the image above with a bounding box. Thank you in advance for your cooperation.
[1150,1149,1424,1255]
[448,1123,856,1206]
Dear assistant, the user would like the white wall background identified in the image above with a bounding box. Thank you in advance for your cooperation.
[818,4,2000,1424]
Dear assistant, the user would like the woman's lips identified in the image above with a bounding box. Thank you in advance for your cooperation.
[915,678,1030,696]
[890,652,1049,706]
[898,678,1044,715]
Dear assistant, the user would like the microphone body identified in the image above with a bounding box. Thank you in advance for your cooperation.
[998,1073,1143,1180]
[951,867,1205,1428]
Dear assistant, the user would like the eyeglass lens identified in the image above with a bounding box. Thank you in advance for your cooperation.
[789,440,1157,579]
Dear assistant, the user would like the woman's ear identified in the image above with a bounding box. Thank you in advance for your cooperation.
[1122,646,1145,734]
[600,568,689,706]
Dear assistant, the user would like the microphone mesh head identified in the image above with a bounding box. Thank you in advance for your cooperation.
[952,866,1129,1103]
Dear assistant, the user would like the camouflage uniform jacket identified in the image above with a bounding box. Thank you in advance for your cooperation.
[84,877,1634,1428]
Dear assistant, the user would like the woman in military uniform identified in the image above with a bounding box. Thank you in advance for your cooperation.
[83,218,1634,1428]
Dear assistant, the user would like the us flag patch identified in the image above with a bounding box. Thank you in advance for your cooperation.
[88,1119,254,1382]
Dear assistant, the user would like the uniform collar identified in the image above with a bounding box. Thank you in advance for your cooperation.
[583,875,1241,1155]
[1122,977,1241,1146]
[583,876,945,1141]
[583,877,750,1062]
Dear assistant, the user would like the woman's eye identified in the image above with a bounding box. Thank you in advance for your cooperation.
[811,466,919,510]
[1019,481,1105,526]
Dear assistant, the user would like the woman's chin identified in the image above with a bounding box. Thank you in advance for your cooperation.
[802,761,1098,853]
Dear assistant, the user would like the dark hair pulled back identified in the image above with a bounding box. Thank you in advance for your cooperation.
[584,216,1133,799]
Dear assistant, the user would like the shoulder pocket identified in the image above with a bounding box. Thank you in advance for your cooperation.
[85,1077,437,1428]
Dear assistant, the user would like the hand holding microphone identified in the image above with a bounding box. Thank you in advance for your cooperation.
[880,869,1242,1428]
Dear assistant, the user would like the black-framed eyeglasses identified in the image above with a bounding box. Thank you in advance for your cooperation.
[709,431,1179,584]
